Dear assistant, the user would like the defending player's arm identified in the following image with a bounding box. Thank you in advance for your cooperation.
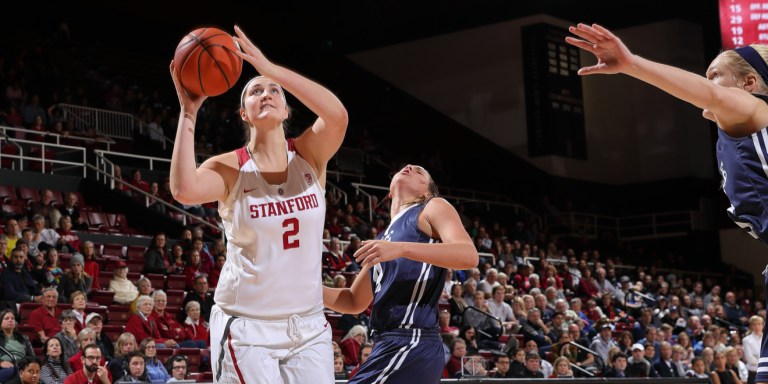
[323,266,373,314]
[354,198,478,270]
[566,23,768,137]
[232,25,348,180]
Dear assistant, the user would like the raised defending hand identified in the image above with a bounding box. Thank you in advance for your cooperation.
[231,25,273,75]
[354,240,402,268]
[565,23,634,76]
[169,61,207,112]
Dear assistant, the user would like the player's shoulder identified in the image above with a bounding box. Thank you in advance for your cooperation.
[201,150,240,170]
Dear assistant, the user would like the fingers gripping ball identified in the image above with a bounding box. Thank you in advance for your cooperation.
[174,27,243,97]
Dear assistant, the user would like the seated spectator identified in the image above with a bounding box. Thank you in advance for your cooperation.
[129,169,150,194]
[445,338,467,378]
[448,283,469,326]
[338,311,370,337]
[143,232,170,275]
[347,342,373,380]
[182,300,210,347]
[125,295,167,348]
[209,254,225,287]
[84,313,113,361]
[183,250,203,291]
[492,354,515,378]
[139,338,170,383]
[2,219,21,259]
[516,351,545,378]
[339,325,367,368]
[115,351,148,383]
[1,246,43,304]
[80,242,101,290]
[458,326,479,356]
[168,243,186,275]
[180,274,214,323]
[68,291,88,334]
[130,277,154,314]
[58,192,87,231]
[603,351,629,377]
[334,354,349,380]
[40,248,63,287]
[30,189,61,231]
[0,309,35,382]
[67,328,107,376]
[149,290,202,349]
[28,287,62,344]
[54,310,79,361]
[58,254,92,301]
[107,332,137,380]
[14,356,42,384]
[40,336,72,384]
[165,355,190,382]
[190,237,214,275]
[55,216,80,253]
[108,261,138,305]
[32,214,65,252]
[323,237,354,274]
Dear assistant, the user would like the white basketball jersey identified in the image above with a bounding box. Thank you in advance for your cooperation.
[215,140,326,318]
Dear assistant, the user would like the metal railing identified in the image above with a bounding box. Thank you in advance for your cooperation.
[0,135,87,177]
[0,125,115,151]
[350,182,542,226]
[59,103,140,140]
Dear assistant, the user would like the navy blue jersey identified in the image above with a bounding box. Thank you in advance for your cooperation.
[368,201,447,333]
[716,94,768,244]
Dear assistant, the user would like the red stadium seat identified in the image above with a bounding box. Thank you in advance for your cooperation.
[108,305,131,326]
[89,290,116,306]
[166,290,185,307]
[0,185,16,203]
[165,274,186,291]
[17,187,40,205]
[146,273,165,291]
[102,243,124,258]
[19,302,42,321]
[126,245,146,261]
[101,324,125,343]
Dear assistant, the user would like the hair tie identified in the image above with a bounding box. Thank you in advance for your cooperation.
[734,45,768,86]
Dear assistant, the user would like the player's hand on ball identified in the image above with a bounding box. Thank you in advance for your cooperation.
[170,61,207,112]
[354,240,402,267]
[232,25,272,74]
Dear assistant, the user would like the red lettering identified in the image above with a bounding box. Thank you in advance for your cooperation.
[249,205,259,218]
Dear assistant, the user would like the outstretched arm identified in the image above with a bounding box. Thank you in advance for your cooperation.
[232,25,348,180]
[323,267,373,314]
[566,23,768,137]
[354,198,478,270]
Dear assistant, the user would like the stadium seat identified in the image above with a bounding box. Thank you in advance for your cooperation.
[17,187,40,205]
[126,245,146,261]
[89,290,116,306]
[108,305,131,326]
[166,290,185,307]
[87,211,109,232]
[102,243,124,258]
[146,273,165,290]
[101,324,125,343]
[0,185,16,203]
[165,274,186,291]
[19,302,42,321]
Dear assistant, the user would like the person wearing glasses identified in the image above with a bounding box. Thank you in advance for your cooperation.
[165,355,189,382]
[63,344,109,384]
[139,338,170,383]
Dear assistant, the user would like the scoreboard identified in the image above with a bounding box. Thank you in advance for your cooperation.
[720,0,768,48]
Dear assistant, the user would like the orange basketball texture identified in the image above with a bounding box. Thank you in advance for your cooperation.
[174,27,243,97]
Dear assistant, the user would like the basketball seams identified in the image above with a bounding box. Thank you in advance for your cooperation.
[174,27,242,96]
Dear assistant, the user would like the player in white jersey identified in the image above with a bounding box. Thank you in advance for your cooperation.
[169,25,348,383]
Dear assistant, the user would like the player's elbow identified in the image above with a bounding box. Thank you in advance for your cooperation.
[458,251,480,270]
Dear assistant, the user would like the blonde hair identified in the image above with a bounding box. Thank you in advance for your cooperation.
[718,45,768,93]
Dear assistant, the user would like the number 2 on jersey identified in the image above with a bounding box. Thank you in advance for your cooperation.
[282,217,300,249]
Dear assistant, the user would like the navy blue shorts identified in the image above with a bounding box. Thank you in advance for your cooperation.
[349,328,444,384]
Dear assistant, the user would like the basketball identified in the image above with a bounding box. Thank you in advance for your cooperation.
[173,27,243,97]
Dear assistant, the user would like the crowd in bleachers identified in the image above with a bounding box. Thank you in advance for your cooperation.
[0,21,763,384]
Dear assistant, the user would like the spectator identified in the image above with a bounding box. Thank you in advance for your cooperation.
[149,290,203,348]
[726,346,749,383]
[488,285,518,333]
[1,247,42,304]
[39,335,72,383]
[626,343,652,377]
[68,291,88,334]
[2,219,21,259]
[589,323,618,364]
[125,295,167,349]
[115,351,148,383]
[180,274,214,323]
[139,338,170,383]
[108,261,138,305]
[603,351,629,377]
[209,254,225,287]
[183,250,202,291]
[551,356,574,378]
[32,214,63,252]
[518,351,545,378]
[130,277,154,314]
[143,233,170,275]
[28,287,61,344]
[711,350,742,384]
[0,309,35,382]
[80,242,100,290]
[39,248,63,288]
[333,354,349,380]
[54,310,79,361]
[107,333,137,380]
[687,356,711,379]
[84,313,113,362]
[54,216,80,253]
[438,310,459,337]
[14,357,42,384]
[347,342,373,380]
[165,355,189,382]
[445,338,467,378]
[322,237,354,274]
[491,354,515,378]
[339,325,367,368]
[448,283,469,326]
[58,193,86,231]
[743,315,762,384]
[30,190,61,231]
[337,310,370,337]
[168,243,186,276]
[57,254,91,301]
[182,301,210,348]
[66,329,103,375]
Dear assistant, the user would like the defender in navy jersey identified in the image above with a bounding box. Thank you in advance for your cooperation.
[567,23,768,384]
[324,164,478,384]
